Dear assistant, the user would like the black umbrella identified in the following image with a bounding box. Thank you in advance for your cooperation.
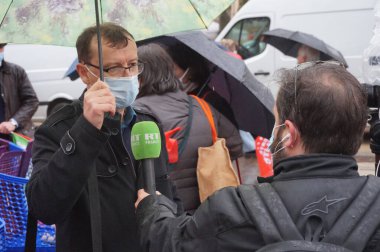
[65,31,275,137]
[138,31,275,138]
[262,28,348,67]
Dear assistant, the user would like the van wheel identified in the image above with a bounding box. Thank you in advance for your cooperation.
[47,100,70,116]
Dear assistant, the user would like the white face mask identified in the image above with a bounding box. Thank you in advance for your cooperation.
[268,123,285,149]
[179,68,189,82]
[271,133,290,156]
[178,68,198,93]
[268,123,290,156]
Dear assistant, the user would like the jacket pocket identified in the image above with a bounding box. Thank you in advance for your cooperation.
[95,143,119,177]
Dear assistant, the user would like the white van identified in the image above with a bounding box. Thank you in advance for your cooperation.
[216,0,376,93]
[5,44,85,121]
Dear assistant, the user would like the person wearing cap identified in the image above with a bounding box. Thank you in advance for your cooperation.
[0,43,39,138]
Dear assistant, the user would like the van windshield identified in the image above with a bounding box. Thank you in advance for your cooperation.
[225,17,270,59]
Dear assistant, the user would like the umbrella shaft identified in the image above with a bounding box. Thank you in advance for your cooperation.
[94,0,104,80]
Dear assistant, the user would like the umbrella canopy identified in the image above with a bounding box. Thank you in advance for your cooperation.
[0,0,234,46]
[64,31,275,137]
[262,28,348,66]
[0,0,12,26]
[138,31,275,138]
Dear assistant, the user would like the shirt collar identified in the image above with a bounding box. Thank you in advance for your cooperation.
[122,107,136,129]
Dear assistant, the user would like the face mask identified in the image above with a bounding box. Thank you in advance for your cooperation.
[270,133,290,156]
[268,123,290,156]
[179,68,189,82]
[0,52,4,66]
[178,68,199,93]
[105,75,139,108]
[268,123,285,149]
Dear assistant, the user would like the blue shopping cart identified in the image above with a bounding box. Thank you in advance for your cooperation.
[0,218,5,252]
[0,173,55,251]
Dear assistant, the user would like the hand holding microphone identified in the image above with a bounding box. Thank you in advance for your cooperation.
[131,121,161,195]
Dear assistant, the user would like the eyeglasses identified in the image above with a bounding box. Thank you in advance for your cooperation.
[293,60,345,109]
[85,62,144,77]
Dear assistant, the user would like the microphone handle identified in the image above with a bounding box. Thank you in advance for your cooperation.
[142,159,156,195]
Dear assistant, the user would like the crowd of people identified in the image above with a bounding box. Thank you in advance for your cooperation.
[0,21,377,251]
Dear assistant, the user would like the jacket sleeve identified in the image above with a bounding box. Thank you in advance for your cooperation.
[136,187,259,252]
[13,66,39,127]
[212,106,243,160]
[26,114,110,224]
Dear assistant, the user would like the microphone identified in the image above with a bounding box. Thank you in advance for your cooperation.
[131,121,161,195]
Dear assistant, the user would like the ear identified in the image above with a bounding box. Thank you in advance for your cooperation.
[283,119,300,149]
[76,63,92,85]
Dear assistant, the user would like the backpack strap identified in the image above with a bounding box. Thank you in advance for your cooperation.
[191,95,217,143]
[238,183,303,244]
[323,176,380,251]
[177,96,194,158]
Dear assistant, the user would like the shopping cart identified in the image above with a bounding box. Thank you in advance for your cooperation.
[0,173,55,251]
[0,138,33,178]
[0,218,5,252]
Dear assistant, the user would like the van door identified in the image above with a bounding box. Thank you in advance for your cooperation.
[218,13,275,90]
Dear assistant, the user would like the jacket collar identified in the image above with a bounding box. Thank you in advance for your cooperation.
[0,61,11,74]
[263,154,360,182]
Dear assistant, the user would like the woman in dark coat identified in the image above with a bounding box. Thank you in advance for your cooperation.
[134,44,242,213]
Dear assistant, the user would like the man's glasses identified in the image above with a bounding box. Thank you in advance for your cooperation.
[85,62,144,77]
[293,60,345,108]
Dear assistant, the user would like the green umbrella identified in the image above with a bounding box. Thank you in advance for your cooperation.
[0,0,233,79]
[0,0,233,46]
[0,0,12,27]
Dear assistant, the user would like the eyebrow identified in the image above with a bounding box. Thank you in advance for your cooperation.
[104,58,138,67]
[128,58,138,63]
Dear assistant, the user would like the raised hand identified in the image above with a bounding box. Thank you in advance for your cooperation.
[83,80,116,129]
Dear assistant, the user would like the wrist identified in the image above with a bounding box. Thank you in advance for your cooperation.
[9,118,18,129]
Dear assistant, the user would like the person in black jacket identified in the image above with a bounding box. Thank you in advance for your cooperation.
[0,43,38,138]
[135,61,380,252]
[27,23,177,252]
